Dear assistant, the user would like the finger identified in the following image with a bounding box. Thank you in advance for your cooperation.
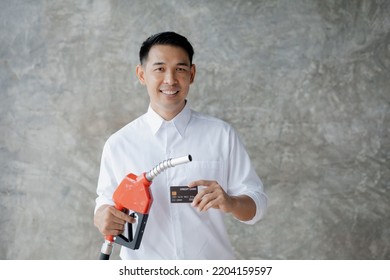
[191,193,201,207]
[200,196,220,212]
[188,180,211,188]
[110,221,126,231]
[124,214,136,224]
[106,217,134,235]
[191,187,213,207]
[201,199,219,212]
[104,228,125,236]
[101,219,125,236]
[196,192,217,211]
[110,207,136,224]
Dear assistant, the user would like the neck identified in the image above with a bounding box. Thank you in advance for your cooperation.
[152,100,187,121]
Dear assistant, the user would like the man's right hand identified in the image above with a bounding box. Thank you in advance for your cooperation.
[94,204,135,236]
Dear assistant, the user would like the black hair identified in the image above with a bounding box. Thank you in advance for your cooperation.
[139,31,194,65]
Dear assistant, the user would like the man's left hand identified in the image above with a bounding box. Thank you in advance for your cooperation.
[188,180,234,213]
[188,180,256,221]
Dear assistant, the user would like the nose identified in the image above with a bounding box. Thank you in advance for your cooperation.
[164,69,177,85]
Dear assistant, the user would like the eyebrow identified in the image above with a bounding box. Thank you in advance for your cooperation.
[152,61,190,67]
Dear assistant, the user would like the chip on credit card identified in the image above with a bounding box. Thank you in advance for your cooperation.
[170,186,198,203]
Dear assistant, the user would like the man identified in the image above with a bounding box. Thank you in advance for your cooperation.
[94,31,268,259]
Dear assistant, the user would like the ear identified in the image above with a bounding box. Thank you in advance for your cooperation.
[190,64,196,84]
[136,64,146,85]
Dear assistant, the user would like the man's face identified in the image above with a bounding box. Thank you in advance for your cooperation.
[136,44,196,120]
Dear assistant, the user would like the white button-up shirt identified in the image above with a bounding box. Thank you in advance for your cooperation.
[96,102,268,259]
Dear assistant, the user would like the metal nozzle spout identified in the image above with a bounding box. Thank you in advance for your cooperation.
[170,155,192,166]
[145,155,192,181]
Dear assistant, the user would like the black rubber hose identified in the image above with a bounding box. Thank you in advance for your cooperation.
[99,253,110,260]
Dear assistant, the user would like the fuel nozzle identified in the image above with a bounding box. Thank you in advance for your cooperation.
[100,154,193,259]
[145,155,192,181]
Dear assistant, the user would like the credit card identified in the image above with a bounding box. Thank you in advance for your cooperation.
[170,186,198,203]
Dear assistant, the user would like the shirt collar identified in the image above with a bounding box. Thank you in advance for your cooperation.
[146,101,191,137]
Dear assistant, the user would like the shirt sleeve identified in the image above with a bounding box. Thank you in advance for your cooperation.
[226,126,268,225]
[95,140,117,213]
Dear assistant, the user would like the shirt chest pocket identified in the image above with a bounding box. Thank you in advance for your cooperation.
[185,160,226,190]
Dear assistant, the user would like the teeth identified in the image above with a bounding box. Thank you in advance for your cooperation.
[161,90,178,95]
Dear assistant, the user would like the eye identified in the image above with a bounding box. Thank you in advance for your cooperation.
[176,67,187,72]
[154,67,164,72]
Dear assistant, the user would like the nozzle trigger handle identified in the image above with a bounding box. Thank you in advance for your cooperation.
[114,212,149,250]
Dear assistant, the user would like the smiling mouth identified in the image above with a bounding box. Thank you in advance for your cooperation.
[160,90,179,95]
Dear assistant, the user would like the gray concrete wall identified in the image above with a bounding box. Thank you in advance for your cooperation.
[0,0,389,259]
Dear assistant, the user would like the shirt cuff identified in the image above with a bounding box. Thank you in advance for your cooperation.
[238,190,268,225]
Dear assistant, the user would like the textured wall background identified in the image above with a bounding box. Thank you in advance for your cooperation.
[0,0,389,260]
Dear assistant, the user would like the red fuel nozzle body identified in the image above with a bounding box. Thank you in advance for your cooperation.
[113,172,152,215]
